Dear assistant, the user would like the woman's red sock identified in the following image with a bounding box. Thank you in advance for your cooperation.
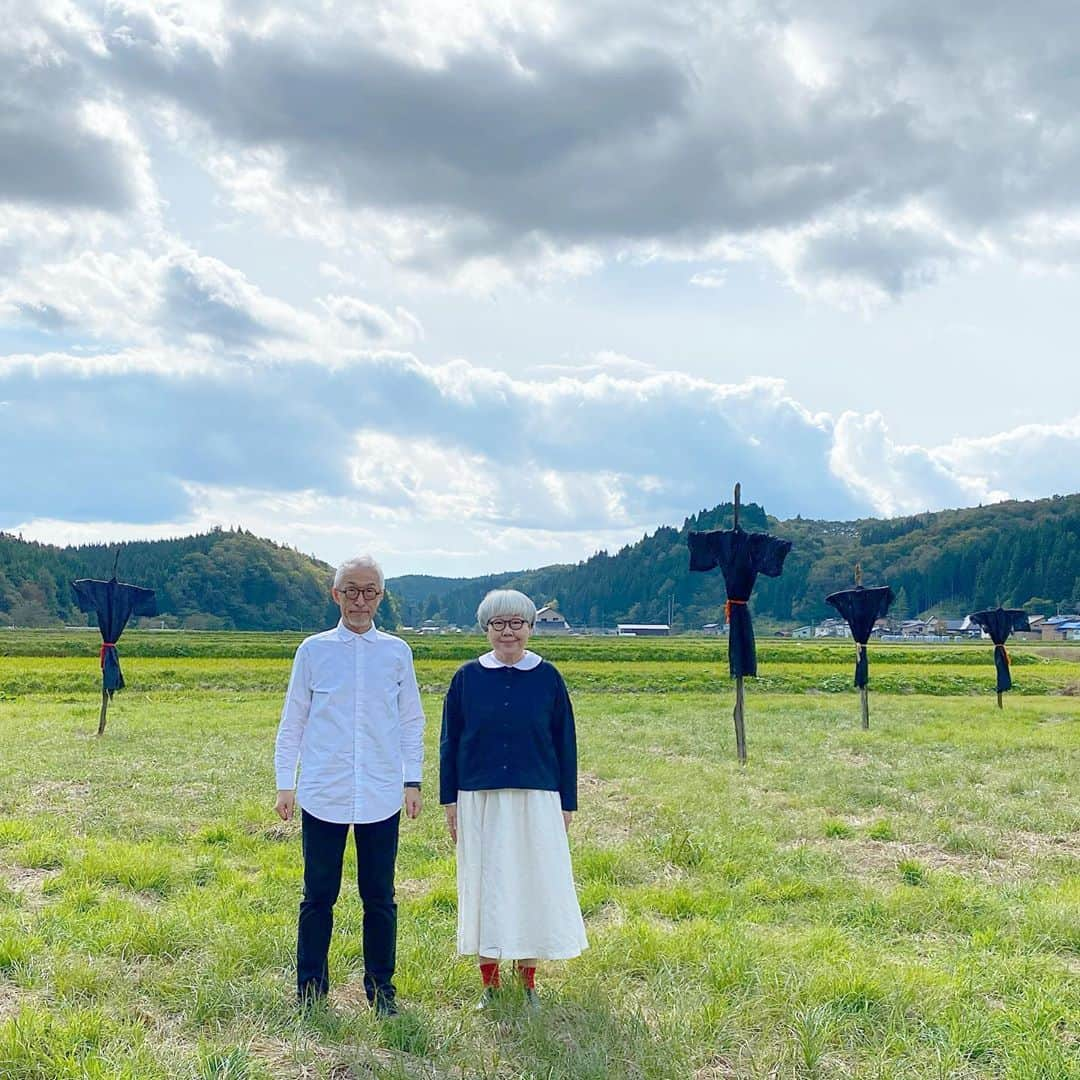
[479,962,500,988]
[516,964,536,990]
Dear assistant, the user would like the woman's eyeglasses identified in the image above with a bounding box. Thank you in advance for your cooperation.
[487,618,529,632]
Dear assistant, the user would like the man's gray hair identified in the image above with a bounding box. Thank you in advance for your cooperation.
[334,555,385,590]
[476,589,536,629]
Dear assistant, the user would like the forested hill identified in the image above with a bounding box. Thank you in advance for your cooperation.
[0,528,398,632]
[5,493,1076,632]
[390,494,1080,631]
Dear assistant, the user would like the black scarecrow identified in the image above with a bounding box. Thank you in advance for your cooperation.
[688,484,792,763]
[825,567,894,729]
[71,569,157,734]
[969,607,1030,707]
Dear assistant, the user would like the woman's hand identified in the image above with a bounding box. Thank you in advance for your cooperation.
[444,803,458,843]
[563,810,573,832]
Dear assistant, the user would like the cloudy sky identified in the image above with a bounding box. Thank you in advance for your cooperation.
[3,1,1079,577]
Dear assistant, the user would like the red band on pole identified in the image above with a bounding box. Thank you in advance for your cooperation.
[100,643,116,668]
[725,599,747,623]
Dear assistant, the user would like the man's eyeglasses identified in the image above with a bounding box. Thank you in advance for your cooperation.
[487,618,529,632]
[338,585,382,601]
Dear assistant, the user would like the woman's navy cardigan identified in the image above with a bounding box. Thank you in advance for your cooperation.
[439,659,577,811]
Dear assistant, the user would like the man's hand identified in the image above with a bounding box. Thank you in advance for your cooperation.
[444,803,457,843]
[404,787,423,820]
[275,789,296,822]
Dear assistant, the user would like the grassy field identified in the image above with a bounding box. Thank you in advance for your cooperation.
[0,632,1077,1078]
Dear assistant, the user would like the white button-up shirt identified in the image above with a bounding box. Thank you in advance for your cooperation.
[274,621,425,824]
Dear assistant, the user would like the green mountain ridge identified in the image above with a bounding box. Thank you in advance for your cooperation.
[4,493,1077,632]
[389,494,1080,630]
[0,527,400,632]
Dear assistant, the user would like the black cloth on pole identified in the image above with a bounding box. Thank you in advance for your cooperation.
[71,577,157,696]
[969,608,1030,693]
[825,585,895,688]
[688,528,792,677]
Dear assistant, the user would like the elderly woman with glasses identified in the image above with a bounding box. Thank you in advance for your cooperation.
[440,589,587,1009]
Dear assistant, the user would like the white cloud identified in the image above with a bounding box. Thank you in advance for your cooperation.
[829,410,1080,518]
[5,337,1074,574]
[321,295,424,344]
[11,1,1080,297]
[3,1,1079,579]
[689,270,726,289]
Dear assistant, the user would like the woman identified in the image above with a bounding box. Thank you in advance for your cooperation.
[440,589,587,1009]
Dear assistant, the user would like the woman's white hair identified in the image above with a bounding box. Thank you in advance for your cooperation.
[334,555,385,590]
[476,589,536,629]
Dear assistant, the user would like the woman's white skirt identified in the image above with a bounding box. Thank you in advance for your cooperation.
[456,788,588,960]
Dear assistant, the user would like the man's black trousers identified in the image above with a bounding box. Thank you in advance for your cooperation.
[297,808,400,1003]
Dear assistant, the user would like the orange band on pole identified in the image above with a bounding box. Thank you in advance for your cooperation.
[997,643,1011,667]
[99,643,116,669]
[725,599,747,623]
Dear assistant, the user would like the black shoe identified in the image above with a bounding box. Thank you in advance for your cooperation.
[475,986,498,1011]
[523,987,540,1012]
[373,994,399,1018]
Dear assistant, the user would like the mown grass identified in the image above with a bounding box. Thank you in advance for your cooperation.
[0,635,1077,1078]
[3,650,1080,699]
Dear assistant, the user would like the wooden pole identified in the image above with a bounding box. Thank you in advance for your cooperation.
[97,689,109,736]
[733,482,741,529]
[997,690,1003,709]
[734,675,747,765]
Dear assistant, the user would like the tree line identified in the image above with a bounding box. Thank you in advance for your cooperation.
[0,528,399,632]
[390,494,1080,631]
[5,494,1077,633]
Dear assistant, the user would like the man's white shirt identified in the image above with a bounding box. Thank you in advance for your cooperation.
[275,621,425,824]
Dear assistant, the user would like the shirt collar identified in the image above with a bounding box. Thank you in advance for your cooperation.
[335,619,379,642]
[478,649,542,670]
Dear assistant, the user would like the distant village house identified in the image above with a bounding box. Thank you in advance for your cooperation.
[534,604,571,634]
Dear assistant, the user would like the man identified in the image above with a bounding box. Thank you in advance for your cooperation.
[274,555,424,1016]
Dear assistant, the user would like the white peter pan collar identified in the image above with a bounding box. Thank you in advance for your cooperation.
[478,649,542,670]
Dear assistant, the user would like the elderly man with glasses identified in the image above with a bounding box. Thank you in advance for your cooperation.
[274,555,425,1017]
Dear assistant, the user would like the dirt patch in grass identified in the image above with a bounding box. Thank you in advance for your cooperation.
[0,991,31,1022]
[1011,830,1080,860]
[0,861,54,908]
[25,779,92,816]
[394,877,434,901]
[576,772,643,846]
[249,1023,450,1079]
[246,821,295,843]
[587,901,627,930]
[820,839,1028,884]
[694,1058,741,1080]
